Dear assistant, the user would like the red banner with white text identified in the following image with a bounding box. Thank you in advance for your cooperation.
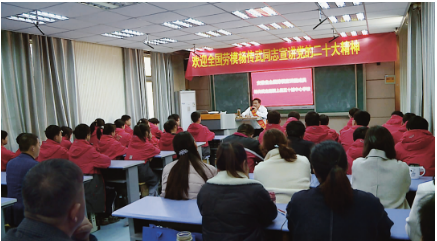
[185,32,397,80]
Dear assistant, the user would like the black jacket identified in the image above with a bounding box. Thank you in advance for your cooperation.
[197,171,277,241]
[287,136,314,160]
[222,133,263,157]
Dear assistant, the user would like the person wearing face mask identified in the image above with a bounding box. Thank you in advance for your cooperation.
[242,98,268,137]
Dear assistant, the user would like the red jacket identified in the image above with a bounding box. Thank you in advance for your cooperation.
[12,149,20,159]
[125,125,133,135]
[69,139,111,174]
[346,139,365,175]
[395,129,435,176]
[150,123,162,139]
[36,139,69,162]
[158,132,175,151]
[320,125,339,142]
[60,136,72,150]
[115,128,132,147]
[126,136,160,163]
[303,126,337,144]
[339,125,364,152]
[340,118,353,135]
[382,115,403,134]
[1,146,15,171]
[176,126,184,134]
[89,128,102,146]
[259,124,286,144]
[187,123,215,147]
[392,122,408,144]
[282,117,299,129]
[98,135,127,160]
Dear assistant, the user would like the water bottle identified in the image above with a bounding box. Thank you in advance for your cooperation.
[176,231,192,241]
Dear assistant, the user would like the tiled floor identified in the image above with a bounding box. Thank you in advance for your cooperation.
[92,219,130,241]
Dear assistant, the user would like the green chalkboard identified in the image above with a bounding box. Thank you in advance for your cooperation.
[314,65,356,113]
[213,73,250,113]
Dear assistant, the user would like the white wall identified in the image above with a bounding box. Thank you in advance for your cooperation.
[73,41,126,125]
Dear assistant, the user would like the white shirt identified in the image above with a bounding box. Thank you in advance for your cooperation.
[406,181,435,241]
[242,105,268,129]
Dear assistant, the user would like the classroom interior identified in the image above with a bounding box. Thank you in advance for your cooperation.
[1,1,435,241]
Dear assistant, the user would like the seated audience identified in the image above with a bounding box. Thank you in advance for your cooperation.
[282,111,300,129]
[60,126,73,150]
[346,126,368,174]
[418,193,435,241]
[158,119,178,151]
[319,114,339,141]
[3,159,97,241]
[6,133,40,226]
[2,130,15,171]
[137,118,159,145]
[340,107,360,134]
[406,180,435,241]
[187,112,215,158]
[168,114,184,133]
[339,110,371,152]
[37,125,69,162]
[89,118,104,146]
[98,124,127,160]
[162,132,217,200]
[125,124,160,196]
[303,111,337,144]
[258,111,285,144]
[114,119,132,147]
[254,129,311,204]
[121,115,133,135]
[352,126,410,209]
[286,141,393,240]
[382,111,404,134]
[392,113,416,144]
[286,121,314,161]
[197,142,277,241]
[222,124,263,172]
[149,118,163,139]
[395,116,435,176]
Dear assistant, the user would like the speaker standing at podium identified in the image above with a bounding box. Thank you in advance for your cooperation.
[242,98,268,137]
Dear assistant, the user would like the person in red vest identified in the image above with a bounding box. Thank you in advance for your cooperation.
[259,111,285,144]
[37,125,69,162]
[149,118,163,139]
[319,114,339,142]
[382,111,404,135]
[159,119,178,151]
[340,111,371,152]
[114,119,132,147]
[187,111,215,158]
[340,107,360,135]
[89,118,104,147]
[60,126,73,150]
[282,111,300,129]
[98,124,127,160]
[395,116,435,176]
[392,113,416,144]
[346,126,368,175]
[122,115,134,135]
[1,130,15,171]
[168,114,184,133]
[303,111,337,144]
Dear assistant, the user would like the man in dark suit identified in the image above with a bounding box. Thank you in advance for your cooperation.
[223,124,263,157]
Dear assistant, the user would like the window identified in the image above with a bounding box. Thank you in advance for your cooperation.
[144,55,154,118]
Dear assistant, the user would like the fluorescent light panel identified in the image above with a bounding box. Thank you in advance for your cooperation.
[232,43,243,47]
[30,11,68,20]
[335,2,346,7]
[81,2,136,10]
[261,7,277,16]
[340,32,347,37]
[303,36,311,40]
[250,41,260,46]
[329,16,338,23]
[122,29,144,36]
[246,9,262,17]
[241,42,251,47]
[185,18,204,26]
[318,2,330,9]
[146,37,178,45]
[270,23,282,29]
[282,21,294,28]
[258,24,270,30]
[203,47,213,51]
[356,13,365,21]
[232,11,249,19]
[217,29,232,35]
[342,14,351,22]
[163,22,181,29]
[351,31,357,36]
[19,13,55,22]
[195,32,211,38]
[283,37,292,43]
[362,30,368,35]
[173,20,192,28]
[206,31,221,37]
[161,38,177,43]
[7,15,45,24]
[293,36,301,41]
[102,33,123,39]
[353,2,361,5]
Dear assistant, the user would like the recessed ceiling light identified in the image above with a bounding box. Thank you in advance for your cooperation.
[293,37,302,41]
[206,31,221,37]
[102,33,123,39]
[163,22,181,29]
[173,20,192,28]
[247,9,262,18]
[30,11,68,20]
[241,42,251,47]
[362,30,368,35]
[261,7,277,16]
[7,15,45,24]
[232,11,249,19]
[329,16,338,23]
[112,31,134,38]
[303,36,311,40]
[356,13,365,21]
[351,31,357,36]
[203,47,214,51]
[185,18,204,26]
[81,2,137,10]
[258,24,270,30]
[161,38,177,43]
[195,32,211,38]
[353,2,361,5]
[19,13,56,22]
[283,37,292,43]
[343,14,351,22]
[270,23,282,29]
[282,21,294,28]
[216,29,232,36]
[121,29,144,36]
[232,43,243,47]
[318,2,330,9]
[340,32,347,37]
[249,41,260,46]
[335,2,346,7]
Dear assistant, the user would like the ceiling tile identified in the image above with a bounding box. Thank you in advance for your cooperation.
[184,38,212,44]
[14,26,68,35]
[1,18,36,30]
[49,30,95,40]
[1,3,28,17]
[268,2,295,6]
[335,26,368,33]
[299,23,335,31]
[245,15,287,25]
[174,4,225,18]
[240,31,276,38]
[366,8,407,20]
[369,28,396,34]
[282,10,320,21]
[138,12,187,24]
[75,35,114,43]
[179,25,219,34]
[333,21,367,29]
[40,3,103,18]
[322,5,365,17]
[214,35,244,41]
[96,38,136,45]
[6,2,63,9]
[176,34,204,41]
[136,24,171,34]
[80,25,120,34]
[266,27,306,35]
[212,2,267,12]
[292,18,325,27]
[153,30,193,38]
[195,13,241,25]
[211,20,251,29]
[257,39,282,44]
[227,25,261,34]
[364,2,409,12]
[368,17,403,31]
[242,35,279,41]
[273,2,319,14]
[46,19,97,31]
[148,2,208,11]
[78,11,129,24]
[110,3,166,18]
[273,29,309,38]
[310,33,337,39]
[105,18,153,29]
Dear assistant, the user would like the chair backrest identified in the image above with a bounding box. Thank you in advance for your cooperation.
[244,148,264,173]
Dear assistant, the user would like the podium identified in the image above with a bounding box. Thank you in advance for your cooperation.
[201,113,237,135]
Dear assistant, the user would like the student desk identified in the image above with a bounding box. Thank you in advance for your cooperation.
[153,151,176,170]
[1,197,16,236]
[385,209,410,240]
[213,135,228,141]
[106,161,144,205]
[196,142,206,159]
[1,172,93,185]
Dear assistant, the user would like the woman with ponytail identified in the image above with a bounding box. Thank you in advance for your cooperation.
[286,141,393,240]
[89,118,105,146]
[197,142,277,241]
[254,128,311,203]
[137,118,159,146]
[162,132,216,200]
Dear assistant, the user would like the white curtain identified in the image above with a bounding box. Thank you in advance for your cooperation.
[399,18,409,113]
[421,2,435,134]
[408,7,423,116]
[151,52,175,129]
[123,48,148,123]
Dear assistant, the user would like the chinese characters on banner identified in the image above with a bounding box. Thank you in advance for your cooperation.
[185,32,397,80]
